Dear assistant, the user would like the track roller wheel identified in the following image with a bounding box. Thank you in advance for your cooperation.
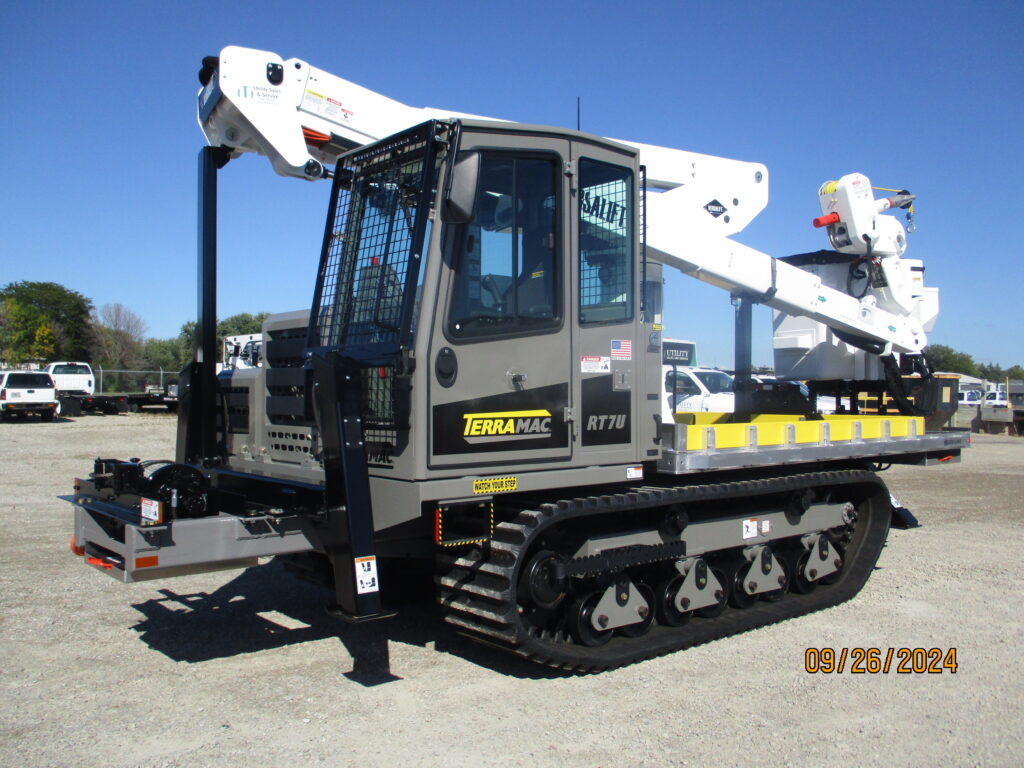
[655,575,692,627]
[821,539,845,586]
[727,559,758,609]
[696,567,728,618]
[618,583,656,638]
[789,549,818,594]
[567,591,613,647]
[761,555,790,602]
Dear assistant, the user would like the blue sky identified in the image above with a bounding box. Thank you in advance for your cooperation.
[2,0,1021,366]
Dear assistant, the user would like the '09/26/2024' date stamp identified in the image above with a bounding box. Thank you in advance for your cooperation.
[805,647,958,674]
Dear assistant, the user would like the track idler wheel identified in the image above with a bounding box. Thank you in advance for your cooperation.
[568,591,613,647]
[519,550,567,610]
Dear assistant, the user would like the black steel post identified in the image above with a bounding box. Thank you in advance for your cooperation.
[196,146,220,461]
[179,147,230,464]
[311,351,390,622]
[733,293,754,422]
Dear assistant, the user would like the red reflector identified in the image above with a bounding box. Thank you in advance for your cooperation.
[813,212,840,228]
[135,556,159,569]
[70,536,85,557]
[379,367,387,378]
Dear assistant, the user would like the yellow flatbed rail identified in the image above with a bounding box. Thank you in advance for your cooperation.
[659,413,966,474]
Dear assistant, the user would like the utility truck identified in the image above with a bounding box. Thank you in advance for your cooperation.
[68,47,966,671]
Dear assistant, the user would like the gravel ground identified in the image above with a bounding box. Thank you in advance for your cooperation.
[1,413,1021,767]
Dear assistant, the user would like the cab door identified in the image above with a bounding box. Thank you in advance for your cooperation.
[571,143,652,464]
[427,139,573,470]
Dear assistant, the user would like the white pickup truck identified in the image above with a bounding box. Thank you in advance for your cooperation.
[662,367,837,421]
[44,362,95,396]
[0,370,59,421]
[662,366,735,421]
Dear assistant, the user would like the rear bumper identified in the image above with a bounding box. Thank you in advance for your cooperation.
[1,401,57,413]
[68,493,318,582]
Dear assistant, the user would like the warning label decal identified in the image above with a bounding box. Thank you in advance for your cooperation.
[354,555,379,594]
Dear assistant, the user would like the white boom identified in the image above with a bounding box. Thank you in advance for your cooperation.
[197,45,936,374]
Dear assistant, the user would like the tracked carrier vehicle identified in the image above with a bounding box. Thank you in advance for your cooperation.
[69,49,967,671]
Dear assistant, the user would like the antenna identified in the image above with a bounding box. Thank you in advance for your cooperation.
[576,97,581,131]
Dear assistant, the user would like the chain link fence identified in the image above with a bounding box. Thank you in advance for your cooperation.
[95,368,180,394]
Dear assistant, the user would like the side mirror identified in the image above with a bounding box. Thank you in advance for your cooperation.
[443,152,480,224]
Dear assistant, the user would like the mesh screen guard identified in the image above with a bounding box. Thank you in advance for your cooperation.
[308,121,444,356]
[305,121,445,439]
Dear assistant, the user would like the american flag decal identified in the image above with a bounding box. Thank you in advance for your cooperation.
[611,339,632,360]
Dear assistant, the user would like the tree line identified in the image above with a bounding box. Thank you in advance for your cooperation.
[3,280,1019,382]
[0,281,267,374]
[923,344,1023,381]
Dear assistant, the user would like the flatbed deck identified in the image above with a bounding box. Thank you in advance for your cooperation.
[660,413,968,472]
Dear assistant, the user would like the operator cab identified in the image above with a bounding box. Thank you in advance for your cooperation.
[297,119,659,480]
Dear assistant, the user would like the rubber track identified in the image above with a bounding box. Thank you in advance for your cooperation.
[437,470,889,672]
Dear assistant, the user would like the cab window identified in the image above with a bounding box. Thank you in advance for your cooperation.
[448,154,560,338]
[694,370,734,394]
[666,371,700,397]
[52,364,90,375]
[7,373,54,388]
[579,158,633,324]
